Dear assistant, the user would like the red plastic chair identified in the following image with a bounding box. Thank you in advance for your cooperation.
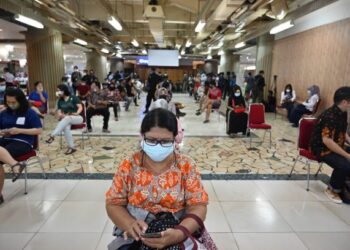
[14,135,47,195]
[60,102,89,149]
[247,103,272,148]
[288,117,323,191]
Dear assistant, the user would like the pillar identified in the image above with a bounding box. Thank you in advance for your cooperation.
[110,58,124,73]
[219,50,234,73]
[204,59,218,74]
[256,33,274,98]
[85,50,108,82]
[25,27,64,109]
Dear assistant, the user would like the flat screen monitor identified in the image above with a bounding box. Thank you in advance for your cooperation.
[148,50,179,67]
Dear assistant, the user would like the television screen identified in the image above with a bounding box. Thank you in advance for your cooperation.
[148,50,179,67]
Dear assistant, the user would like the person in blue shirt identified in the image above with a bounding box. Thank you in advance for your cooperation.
[0,88,42,205]
[28,81,48,114]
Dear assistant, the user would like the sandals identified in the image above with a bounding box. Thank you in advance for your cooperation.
[45,136,55,144]
[64,148,77,155]
[11,162,27,182]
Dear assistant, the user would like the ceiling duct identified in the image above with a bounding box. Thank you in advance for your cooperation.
[143,3,165,46]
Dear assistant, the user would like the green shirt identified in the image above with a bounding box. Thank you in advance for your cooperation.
[57,96,80,114]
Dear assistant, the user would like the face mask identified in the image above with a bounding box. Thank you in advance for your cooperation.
[56,91,63,97]
[234,92,241,97]
[8,103,19,110]
[0,85,5,92]
[141,140,174,162]
[286,89,291,93]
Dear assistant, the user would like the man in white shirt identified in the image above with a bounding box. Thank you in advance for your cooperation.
[2,67,14,84]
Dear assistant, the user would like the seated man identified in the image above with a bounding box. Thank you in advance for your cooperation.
[310,86,350,204]
[107,81,121,121]
[86,82,110,133]
[76,80,90,101]
[196,81,221,123]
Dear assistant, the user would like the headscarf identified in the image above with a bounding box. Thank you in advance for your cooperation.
[308,85,320,97]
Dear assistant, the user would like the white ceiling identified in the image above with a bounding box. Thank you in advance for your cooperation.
[0,19,26,39]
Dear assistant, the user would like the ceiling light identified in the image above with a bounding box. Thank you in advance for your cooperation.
[101,48,109,53]
[108,16,123,31]
[270,20,294,34]
[14,14,44,29]
[34,0,44,4]
[235,22,245,32]
[116,53,122,58]
[185,40,192,48]
[103,38,112,44]
[178,55,181,59]
[181,50,185,55]
[73,39,87,46]
[195,20,206,33]
[218,50,224,55]
[131,39,139,47]
[207,55,212,59]
[235,42,246,49]
[0,29,2,32]
[142,49,147,54]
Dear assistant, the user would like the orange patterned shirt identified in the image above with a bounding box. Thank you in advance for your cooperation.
[106,152,208,214]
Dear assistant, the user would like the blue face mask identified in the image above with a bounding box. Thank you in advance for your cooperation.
[141,140,174,162]
[0,85,5,92]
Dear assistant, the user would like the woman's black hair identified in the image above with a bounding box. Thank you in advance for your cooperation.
[284,84,293,95]
[57,84,71,96]
[141,108,178,137]
[4,88,29,115]
[34,81,42,87]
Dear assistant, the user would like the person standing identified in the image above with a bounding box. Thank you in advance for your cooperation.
[71,66,82,95]
[144,68,162,114]
[253,70,266,103]
[310,87,350,204]
[2,67,14,85]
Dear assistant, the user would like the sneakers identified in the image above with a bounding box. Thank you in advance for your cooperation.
[203,120,210,123]
[114,117,119,121]
[324,188,343,204]
[102,129,111,133]
[195,111,201,116]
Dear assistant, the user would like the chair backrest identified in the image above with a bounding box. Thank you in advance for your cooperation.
[248,103,265,124]
[298,117,318,150]
[311,98,321,115]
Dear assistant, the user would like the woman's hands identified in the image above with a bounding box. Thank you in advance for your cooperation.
[123,220,148,241]
[141,228,184,249]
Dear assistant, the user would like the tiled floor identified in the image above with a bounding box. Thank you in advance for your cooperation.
[1,179,350,250]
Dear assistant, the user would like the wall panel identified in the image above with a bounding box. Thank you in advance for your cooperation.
[272,18,350,113]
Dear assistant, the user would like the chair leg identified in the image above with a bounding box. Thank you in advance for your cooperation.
[306,160,310,191]
[315,163,323,177]
[60,132,63,149]
[81,132,85,149]
[269,130,272,148]
[289,156,299,177]
[262,130,266,143]
[38,157,47,179]
[24,164,28,195]
[249,130,252,148]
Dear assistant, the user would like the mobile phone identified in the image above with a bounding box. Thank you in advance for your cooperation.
[140,232,162,238]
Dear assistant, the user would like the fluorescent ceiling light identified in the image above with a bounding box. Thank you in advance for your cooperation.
[131,39,139,47]
[14,14,44,29]
[108,16,123,31]
[34,0,44,5]
[185,40,191,48]
[270,20,294,34]
[235,22,245,32]
[207,55,212,59]
[181,50,185,55]
[103,38,111,44]
[195,20,206,33]
[101,48,109,53]
[116,53,122,58]
[235,42,246,49]
[276,10,286,20]
[142,49,147,54]
[74,39,87,46]
[218,50,224,55]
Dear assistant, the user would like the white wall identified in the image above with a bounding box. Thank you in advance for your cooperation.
[276,0,350,40]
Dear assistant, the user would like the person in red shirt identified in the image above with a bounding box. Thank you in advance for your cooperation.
[196,80,222,123]
[76,80,90,101]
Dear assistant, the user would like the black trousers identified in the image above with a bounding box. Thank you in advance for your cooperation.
[289,104,311,125]
[322,147,350,192]
[145,91,156,112]
[282,102,294,120]
[0,138,32,159]
[86,107,110,130]
[108,102,118,118]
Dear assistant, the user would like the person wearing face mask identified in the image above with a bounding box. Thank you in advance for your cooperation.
[280,84,296,120]
[85,82,110,133]
[45,84,83,155]
[28,81,48,114]
[0,78,6,111]
[71,66,82,95]
[0,88,42,204]
[196,80,222,123]
[76,80,90,101]
[226,85,247,136]
[106,109,212,250]
[289,85,320,127]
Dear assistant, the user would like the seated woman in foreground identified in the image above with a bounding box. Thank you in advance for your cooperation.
[106,109,213,250]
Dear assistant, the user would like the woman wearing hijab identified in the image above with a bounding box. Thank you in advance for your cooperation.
[226,85,248,135]
[289,85,320,127]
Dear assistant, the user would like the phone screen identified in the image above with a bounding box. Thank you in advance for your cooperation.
[140,232,162,238]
